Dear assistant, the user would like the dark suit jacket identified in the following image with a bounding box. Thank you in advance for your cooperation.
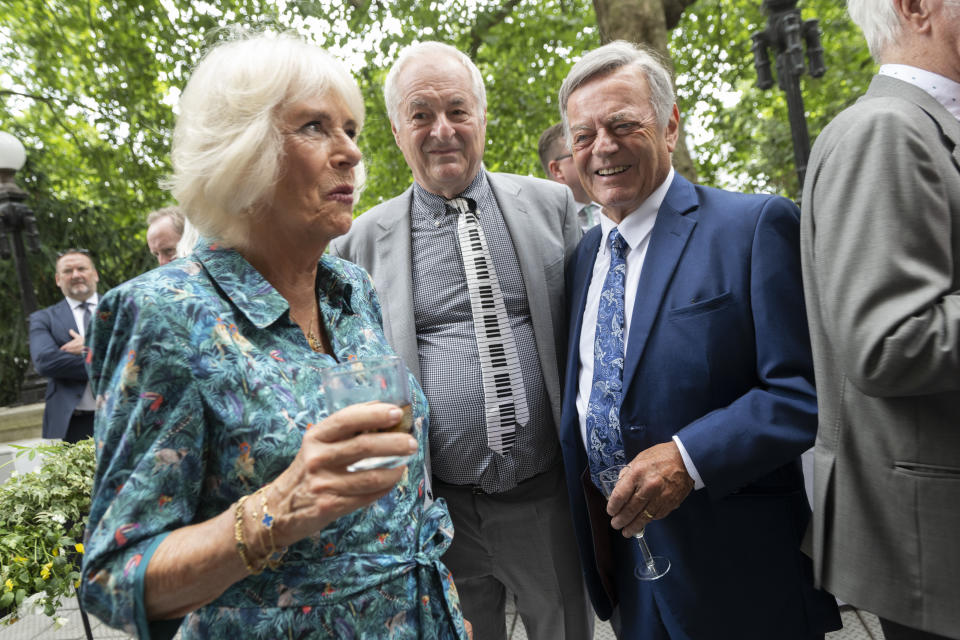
[29,299,88,439]
[560,174,840,639]
[801,75,960,637]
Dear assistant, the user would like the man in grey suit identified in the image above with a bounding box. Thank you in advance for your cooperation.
[331,41,591,640]
[801,1,960,639]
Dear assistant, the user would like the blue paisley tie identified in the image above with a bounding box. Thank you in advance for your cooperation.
[586,227,629,485]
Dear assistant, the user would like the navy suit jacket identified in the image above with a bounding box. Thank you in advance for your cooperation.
[560,175,839,639]
[29,299,89,439]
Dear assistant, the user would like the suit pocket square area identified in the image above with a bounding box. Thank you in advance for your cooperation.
[668,290,734,318]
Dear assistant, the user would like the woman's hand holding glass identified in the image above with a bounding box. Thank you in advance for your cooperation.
[321,356,414,472]
[260,402,417,549]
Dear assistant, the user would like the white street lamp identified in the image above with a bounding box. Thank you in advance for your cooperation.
[0,131,27,172]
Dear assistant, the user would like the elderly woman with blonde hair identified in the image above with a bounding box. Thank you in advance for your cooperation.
[80,32,470,640]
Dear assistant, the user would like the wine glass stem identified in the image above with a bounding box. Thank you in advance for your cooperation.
[635,530,657,571]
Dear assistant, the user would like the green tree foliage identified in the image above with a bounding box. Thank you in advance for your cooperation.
[671,0,875,196]
[0,0,285,403]
[290,0,601,207]
[0,0,870,404]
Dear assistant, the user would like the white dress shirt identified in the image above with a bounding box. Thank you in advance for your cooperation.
[66,293,98,410]
[575,167,705,489]
[879,64,960,121]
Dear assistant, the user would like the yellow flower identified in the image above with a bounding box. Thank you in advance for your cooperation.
[74,579,81,589]
[41,564,51,580]
[75,543,84,554]
[4,579,13,591]
[52,548,59,557]
[13,556,26,563]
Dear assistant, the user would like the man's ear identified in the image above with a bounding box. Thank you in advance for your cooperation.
[664,104,681,153]
[548,159,566,183]
[894,0,934,33]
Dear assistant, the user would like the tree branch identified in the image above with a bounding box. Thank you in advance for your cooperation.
[663,0,698,31]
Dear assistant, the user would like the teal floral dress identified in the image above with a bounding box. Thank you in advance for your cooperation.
[81,242,468,640]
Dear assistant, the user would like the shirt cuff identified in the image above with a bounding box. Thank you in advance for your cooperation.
[133,531,182,640]
[672,435,705,490]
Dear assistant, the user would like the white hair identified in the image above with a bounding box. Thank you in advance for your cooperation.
[383,41,486,124]
[558,41,674,141]
[846,0,902,61]
[167,31,364,249]
[176,217,200,258]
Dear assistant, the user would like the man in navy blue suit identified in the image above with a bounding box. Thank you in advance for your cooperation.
[556,41,840,639]
[29,249,99,442]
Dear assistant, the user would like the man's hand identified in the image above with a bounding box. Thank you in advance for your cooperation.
[59,329,85,355]
[606,441,694,537]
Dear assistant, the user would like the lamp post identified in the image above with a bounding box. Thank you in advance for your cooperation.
[0,131,45,404]
[750,0,826,190]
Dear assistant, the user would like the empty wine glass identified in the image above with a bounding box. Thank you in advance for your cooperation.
[595,464,670,580]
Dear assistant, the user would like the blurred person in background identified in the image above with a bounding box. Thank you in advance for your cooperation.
[146,206,185,265]
[28,248,99,442]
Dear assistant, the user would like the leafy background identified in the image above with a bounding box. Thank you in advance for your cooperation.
[0,0,875,405]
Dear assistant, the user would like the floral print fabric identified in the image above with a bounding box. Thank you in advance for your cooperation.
[81,242,467,639]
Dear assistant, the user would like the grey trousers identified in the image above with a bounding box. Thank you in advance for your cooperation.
[434,464,593,640]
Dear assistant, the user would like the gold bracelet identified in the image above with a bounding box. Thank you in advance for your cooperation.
[233,495,264,575]
[256,486,287,570]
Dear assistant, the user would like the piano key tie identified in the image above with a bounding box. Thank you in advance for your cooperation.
[448,196,528,456]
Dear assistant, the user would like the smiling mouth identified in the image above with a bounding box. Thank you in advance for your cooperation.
[596,166,629,176]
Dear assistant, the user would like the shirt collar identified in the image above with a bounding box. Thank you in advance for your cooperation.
[879,64,960,121]
[598,167,675,254]
[192,241,354,329]
[65,293,98,309]
[412,168,490,218]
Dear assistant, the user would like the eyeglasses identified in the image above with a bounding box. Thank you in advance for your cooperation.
[553,154,572,162]
[56,248,91,258]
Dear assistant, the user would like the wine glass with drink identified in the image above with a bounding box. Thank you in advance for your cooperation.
[595,464,670,580]
[321,355,413,472]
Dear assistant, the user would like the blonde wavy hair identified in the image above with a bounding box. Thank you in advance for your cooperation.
[167,31,365,249]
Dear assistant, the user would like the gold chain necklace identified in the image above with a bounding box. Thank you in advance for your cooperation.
[290,308,323,353]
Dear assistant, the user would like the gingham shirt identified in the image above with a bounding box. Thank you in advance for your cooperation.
[410,170,559,493]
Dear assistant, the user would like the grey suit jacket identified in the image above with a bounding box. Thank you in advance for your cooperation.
[801,75,960,637]
[330,170,581,433]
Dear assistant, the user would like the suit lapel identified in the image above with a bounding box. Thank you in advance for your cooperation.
[567,228,602,386]
[490,173,563,422]
[56,298,79,335]
[621,175,698,392]
[374,191,422,382]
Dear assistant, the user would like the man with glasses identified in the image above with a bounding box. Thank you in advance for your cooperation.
[538,122,598,231]
[28,249,100,442]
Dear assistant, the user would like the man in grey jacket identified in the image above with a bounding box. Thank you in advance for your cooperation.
[800,1,960,638]
[331,42,590,640]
